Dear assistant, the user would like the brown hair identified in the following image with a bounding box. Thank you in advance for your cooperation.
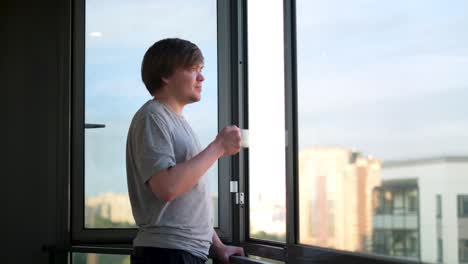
[141,38,204,95]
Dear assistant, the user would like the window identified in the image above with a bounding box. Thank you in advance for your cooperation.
[295,0,468,263]
[437,194,442,219]
[407,232,419,258]
[73,0,235,244]
[246,0,286,244]
[72,253,214,264]
[407,190,418,214]
[72,253,129,264]
[393,191,405,215]
[459,195,468,218]
[83,0,218,228]
[436,194,443,263]
[460,240,468,263]
[383,191,394,215]
[70,0,468,263]
[437,238,443,263]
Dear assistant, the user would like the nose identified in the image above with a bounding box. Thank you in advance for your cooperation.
[197,72,205,82]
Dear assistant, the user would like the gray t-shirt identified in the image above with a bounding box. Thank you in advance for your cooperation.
[126,99,214,260]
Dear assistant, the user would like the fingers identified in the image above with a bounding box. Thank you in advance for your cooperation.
[231,127,241,149]
[224,246,245,264]
[216,246,245,264]
[225,126,241,138]
[219,125,242,155]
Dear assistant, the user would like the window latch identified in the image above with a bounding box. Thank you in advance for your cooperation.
[230,181,244,205]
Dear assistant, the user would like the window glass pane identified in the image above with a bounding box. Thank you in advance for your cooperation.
[436,194,442,218]
[296,0,468,263]
[460,239,468,262]
[72,253,130,264]
[437,238,443,263]
[72,253,214,264]
[247,0,286,242]
[85,0,219,228]
[459,195,468,217]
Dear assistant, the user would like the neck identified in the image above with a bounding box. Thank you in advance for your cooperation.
[154,96,184,115]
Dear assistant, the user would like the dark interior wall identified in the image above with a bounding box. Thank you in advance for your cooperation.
[3,0,70,263]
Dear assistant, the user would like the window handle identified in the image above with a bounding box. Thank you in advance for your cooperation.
[84,123,106,129]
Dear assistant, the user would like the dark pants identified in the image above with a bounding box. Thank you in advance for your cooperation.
[131,247,206,264]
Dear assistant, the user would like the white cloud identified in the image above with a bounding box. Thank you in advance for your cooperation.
[89,31,103,37]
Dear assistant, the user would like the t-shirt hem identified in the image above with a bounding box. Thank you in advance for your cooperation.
[133,233,211,260]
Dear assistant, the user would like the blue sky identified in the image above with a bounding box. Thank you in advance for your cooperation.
[84,0,218,196]
[84,0,468,196]
[296,0,468,160]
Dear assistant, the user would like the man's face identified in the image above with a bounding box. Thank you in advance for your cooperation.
[165,63,205,105]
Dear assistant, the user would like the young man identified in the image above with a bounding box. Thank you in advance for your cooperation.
[126,38,244,264]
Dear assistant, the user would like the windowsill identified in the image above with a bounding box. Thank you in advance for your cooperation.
[44,244,278,264]
[230,256,273,264]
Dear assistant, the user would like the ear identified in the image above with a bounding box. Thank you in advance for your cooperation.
[161,77,170,84]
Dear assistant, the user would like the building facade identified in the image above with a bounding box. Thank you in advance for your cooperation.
[378,157,468,263]
[298,148,381,252]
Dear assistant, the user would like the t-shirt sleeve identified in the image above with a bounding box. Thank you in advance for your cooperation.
[134,112,176,184]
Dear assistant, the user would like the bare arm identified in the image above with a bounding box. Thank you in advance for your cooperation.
[147,140,223,201]
[147,126,241,202]
[211,230,245,264]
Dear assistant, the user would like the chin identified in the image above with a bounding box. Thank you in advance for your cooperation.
[188,95,201,103]
[193,93,202,102]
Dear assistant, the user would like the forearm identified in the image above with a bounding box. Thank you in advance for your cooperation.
[211,229,245,262]
[211,229,225,253]
[148,140,224,201]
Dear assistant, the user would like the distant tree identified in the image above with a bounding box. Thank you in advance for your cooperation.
[251,230,286,242]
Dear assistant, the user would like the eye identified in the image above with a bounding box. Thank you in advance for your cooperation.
[191,66,203,73]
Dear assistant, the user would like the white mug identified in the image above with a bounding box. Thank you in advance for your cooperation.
[240,129,249,148]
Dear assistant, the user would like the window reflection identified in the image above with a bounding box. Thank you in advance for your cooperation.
[296,0,468,263]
